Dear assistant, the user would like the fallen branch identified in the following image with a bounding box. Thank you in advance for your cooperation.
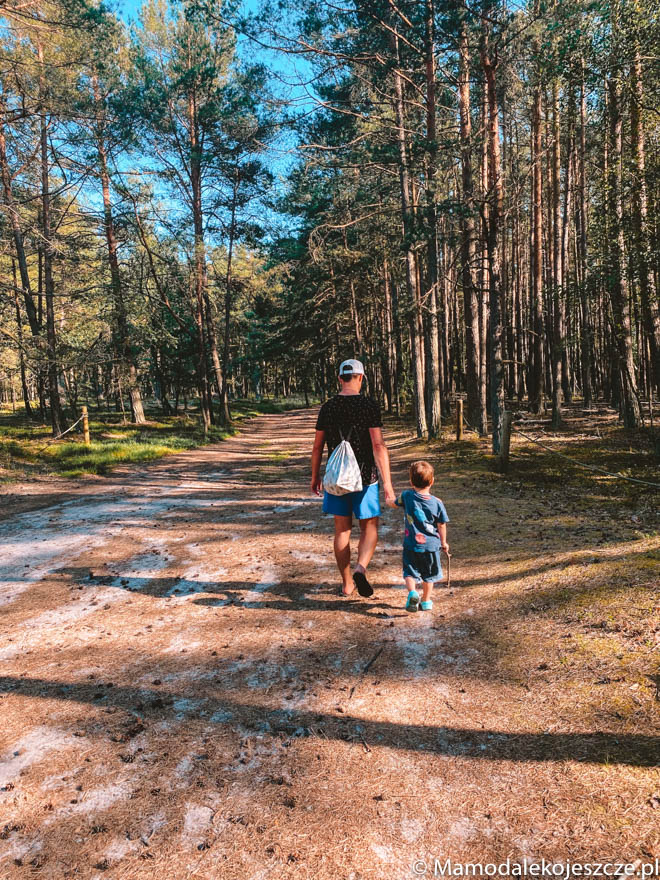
[347,646,384,701]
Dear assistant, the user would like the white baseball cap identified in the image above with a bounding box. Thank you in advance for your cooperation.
[339,359,364,378]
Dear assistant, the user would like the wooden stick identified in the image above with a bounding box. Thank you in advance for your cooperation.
[456,399,464,441]
[361,646,383,675]
[82,405,90,446]
[347,646,384,702]
[499,410,513,473]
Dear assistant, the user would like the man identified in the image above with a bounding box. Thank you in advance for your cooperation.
[310,359,396,597]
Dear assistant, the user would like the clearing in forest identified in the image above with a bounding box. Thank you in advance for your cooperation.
[0,409,658,880]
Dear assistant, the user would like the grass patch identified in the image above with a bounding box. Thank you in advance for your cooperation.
[0,420,232,478]
[416,402,660,535]
[42,437,208,477]
[231,395,317,419]
[0,395,316,480]
[264,449,294,463]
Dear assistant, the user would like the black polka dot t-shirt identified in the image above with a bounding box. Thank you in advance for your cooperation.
[315,394,383,486]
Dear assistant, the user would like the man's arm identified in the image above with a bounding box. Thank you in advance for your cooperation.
[369,427,396,505]
[310,429,325,496]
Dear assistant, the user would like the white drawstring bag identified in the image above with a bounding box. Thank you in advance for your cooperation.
[323,430,363,495]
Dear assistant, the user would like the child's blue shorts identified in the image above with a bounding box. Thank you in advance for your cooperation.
[403,548,444,583]
[322,483,381,520]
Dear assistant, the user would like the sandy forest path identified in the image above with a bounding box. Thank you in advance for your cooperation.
[1,409,658,879]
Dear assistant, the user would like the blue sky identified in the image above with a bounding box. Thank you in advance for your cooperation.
[113,0,317,185]
[114,0,143,21]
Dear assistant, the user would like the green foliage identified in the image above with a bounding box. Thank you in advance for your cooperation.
[0,393,317,479]
[1,0,659,443]
[0,411,226,477]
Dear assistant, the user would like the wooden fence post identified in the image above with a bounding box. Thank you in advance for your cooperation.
[82,405,90,446]
[499,411,513,472]
[456,399,464,441]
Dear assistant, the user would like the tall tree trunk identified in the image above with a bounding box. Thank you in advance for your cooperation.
[457,12,483,434]
[382,255,396,412]
[514,203,525,400]
[439,228,452,403]
[502,105,516,400]
[630,49,660,396]
[577,64,593,408]
[12,260,33,417]
[392,35,427,438]
[392,273,403,416]
[529,5,545,414]
[189,93,212,431]
[349,279,363,356]
[479,88,489,424]
[204,290,225,413]
[1,93,44,422]
[151,344,173,415]
[607,66,640,427]
[422,0,442,436]
[0,105,40,336]
[560,86,574,403]
[39,44,65,436]
[220,170,239,425]
[481,23,505,453]
[341,225,364,358]
[550,79,563,427]
[94,83,146,425]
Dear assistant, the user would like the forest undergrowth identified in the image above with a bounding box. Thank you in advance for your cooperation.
[0,397,315,479]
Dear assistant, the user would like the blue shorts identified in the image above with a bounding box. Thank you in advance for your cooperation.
[402,548,444,583]
[322,483,381,520]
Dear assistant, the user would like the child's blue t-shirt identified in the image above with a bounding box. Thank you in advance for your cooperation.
[395,489,449,553]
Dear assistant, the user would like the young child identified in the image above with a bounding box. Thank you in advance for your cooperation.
[391,460,450,612]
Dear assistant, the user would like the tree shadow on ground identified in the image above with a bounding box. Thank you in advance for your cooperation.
[454,545,657,589]
[57,566,407,617]
[0,675,656,767]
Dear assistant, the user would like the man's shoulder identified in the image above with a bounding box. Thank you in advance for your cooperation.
[316,396,338,430]
[357,395,382,426]
[322,394,374,410]
[318,395,339,412]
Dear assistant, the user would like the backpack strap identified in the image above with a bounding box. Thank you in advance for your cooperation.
[339,426,353,443]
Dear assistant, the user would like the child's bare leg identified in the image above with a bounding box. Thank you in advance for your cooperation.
[404,576,419,593]
[421,580,433,603]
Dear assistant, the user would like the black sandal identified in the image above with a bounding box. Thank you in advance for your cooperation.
[353,570,374,598]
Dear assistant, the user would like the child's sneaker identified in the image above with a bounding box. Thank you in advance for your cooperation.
[420,599,433,611]
[405,589,420,612]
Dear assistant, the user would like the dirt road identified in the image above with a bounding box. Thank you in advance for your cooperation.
[1,410,658,879]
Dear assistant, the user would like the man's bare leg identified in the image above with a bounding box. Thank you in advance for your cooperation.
[333,514,354,595]
[355,516,378,575]
[352,516,378,597]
